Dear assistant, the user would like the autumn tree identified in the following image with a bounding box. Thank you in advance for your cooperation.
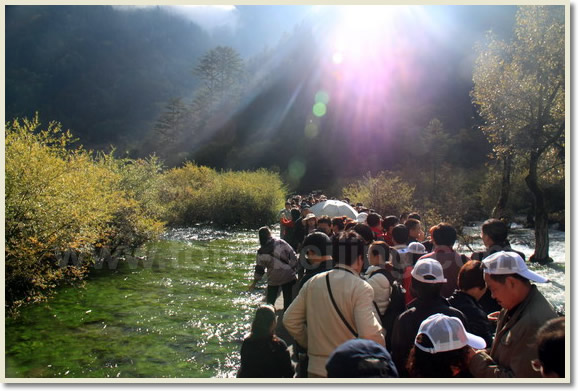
[472,5,565,263]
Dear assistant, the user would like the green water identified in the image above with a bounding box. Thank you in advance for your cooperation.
[5,228,264,378]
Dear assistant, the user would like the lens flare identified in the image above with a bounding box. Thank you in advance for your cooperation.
[288,159,306,180]
[312,102,327,117]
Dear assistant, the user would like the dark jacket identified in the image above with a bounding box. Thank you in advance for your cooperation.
[391,296,468,377]
[469,285,557,378]
[448,290,494,348]
[237,336,294,378]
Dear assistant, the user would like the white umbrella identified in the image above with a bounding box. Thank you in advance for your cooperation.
[309,200,359,219]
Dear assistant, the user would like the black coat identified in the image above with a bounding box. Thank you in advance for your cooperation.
[390,296,468,377]
[237,336,294,378]
[448,290,495,348]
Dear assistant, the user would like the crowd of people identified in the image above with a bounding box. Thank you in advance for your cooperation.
[238,194,565,379]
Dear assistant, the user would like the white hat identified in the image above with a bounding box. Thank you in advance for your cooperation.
[411,258,447,284]
[482,251,548,283]
[415,313,486,354]
[356,212,368,223]
[408,242,427,254]
[304,213,317,221]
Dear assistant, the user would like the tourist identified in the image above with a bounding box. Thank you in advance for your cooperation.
[390,258,467,377]
[406,313,486,378]
[326,339,399,378]
[389,224,412,282]
[331,216,346,236]
[283,231,384,378]
[405,218,425,244]
[277,201,292,240]
[468,251,557,378]
[366,213,385,241]
[533,317,565,378]
[448,261,494,348]
[419,223,468,298]
[316,215,332,237]
[237,304,294,378]
[248,227,298,311]
[298,232,333,289]
[382,215,399,246]
[303,213,318,236]
[471,218,526,314]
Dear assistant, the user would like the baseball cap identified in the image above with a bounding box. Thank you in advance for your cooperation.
[408,242,427,254]
[411,258,447,284]
[482,251,548,283]
[415,313,486,354]
[326,339,399,378]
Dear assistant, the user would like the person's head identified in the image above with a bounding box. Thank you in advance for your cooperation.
[481,218,509,248]
[304,213,317,228]
[410,258,447,300]
[250,304,277,339]
[258,226,272,247]
[302,232,333,264]
[408,212,421,221]
[326,339,399,378]
[482,251,548,310]
[382,216,399,234]
[407,314,486,378]
[534,317,565,378]
[457,260,486,301]
[399,212,409,224]
[431,223,457,247]
[353,223,374,244]
[391,224,409,245]
[317,215,332,235]
[366,213,382,228]
[331,216,346,234]
[332,231,366,270]
[300,204,311,217]
[407,242,427,265]
[284,201,291,210]
[368,241,390,267]
[290,208,301,222]
[405,218,424,242]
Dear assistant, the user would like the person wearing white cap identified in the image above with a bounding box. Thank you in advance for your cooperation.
[390,258,467,377]
[468,251,557,378]
[407,313,486,377]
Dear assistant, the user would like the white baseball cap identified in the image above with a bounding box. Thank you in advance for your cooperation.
[482,251,548,283]
[408,242,427,254]
[415,313,486,354]
[411,258,447,284]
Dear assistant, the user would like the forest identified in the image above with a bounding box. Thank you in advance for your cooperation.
[5,5,565,308]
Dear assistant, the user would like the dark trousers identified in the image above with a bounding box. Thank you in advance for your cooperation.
[266,280,296,311]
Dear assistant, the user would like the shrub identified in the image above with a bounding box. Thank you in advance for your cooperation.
[342,171,415,217]
[160,162,285,227]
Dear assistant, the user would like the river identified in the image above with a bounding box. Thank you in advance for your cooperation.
[5,224,566,378]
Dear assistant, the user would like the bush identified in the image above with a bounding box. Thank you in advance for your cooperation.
[160,162,285,227]
[5,115,164,310]
[342,171,415,217]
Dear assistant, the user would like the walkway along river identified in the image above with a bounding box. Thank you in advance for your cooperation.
[5,225,566,378]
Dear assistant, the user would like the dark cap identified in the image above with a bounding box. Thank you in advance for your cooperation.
[302,232,332,257]
[325,339,398,378]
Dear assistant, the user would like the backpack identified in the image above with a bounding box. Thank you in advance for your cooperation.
[369,268,407,349]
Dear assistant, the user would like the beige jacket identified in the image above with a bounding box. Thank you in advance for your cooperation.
[283,265,384,377]
[469,285,557,377]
